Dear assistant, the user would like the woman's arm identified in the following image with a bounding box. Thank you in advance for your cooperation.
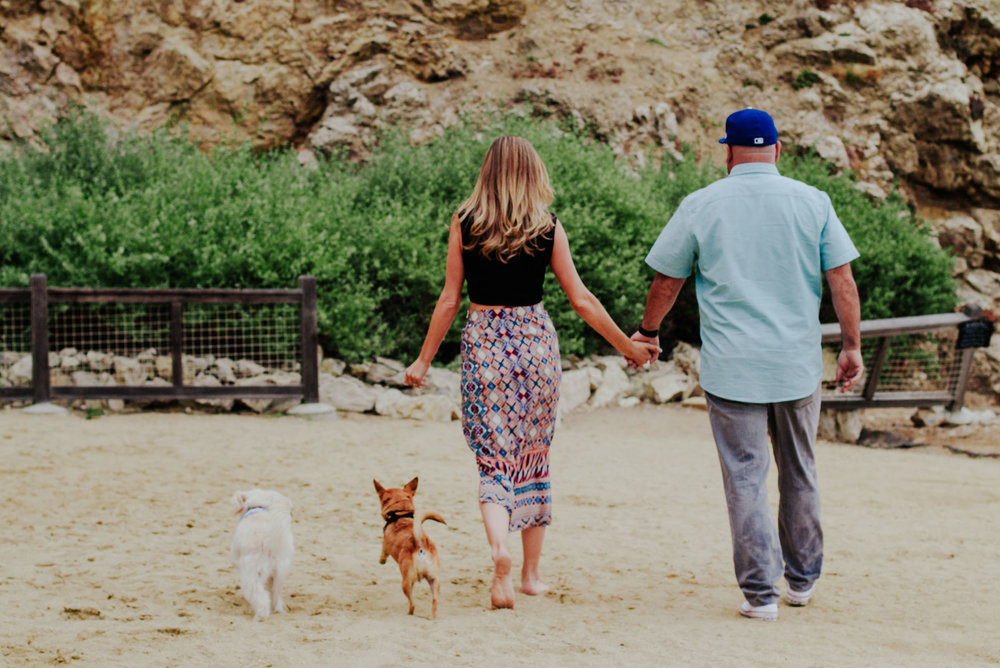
[550,221,659,366]
[404,215,465,387]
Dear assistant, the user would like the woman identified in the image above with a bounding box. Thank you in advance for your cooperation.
[404,136,657,609]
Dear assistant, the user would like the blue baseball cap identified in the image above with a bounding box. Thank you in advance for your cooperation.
[718,108,778,146]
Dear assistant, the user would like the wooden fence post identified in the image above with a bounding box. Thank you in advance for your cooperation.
[862,336,891,401]
[949,347,976,412]
[30,273,51,404]
[299,275,319,404]
[170,301,184,387]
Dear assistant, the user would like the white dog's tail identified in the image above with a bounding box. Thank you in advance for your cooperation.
[413,509,447,548]
[237,554,273,621]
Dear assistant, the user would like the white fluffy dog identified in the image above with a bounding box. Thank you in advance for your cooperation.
[230,489,294,621]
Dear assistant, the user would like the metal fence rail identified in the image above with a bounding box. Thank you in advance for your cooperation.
[0,274,319,406]
[820,308,991,411]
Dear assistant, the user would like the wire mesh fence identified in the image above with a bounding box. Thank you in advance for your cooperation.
[48,301,172,359]
[819,308,991,410]
[0,302,32,387]
[0,275,319,404]
[39,302,302,385]
[821,330,963,397]
[182,303,301,372]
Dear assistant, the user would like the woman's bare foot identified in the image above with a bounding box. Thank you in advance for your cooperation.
[520,578,550,596]
[490,550,515,609]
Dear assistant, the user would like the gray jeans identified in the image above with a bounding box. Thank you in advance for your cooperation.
[704,385,823,607]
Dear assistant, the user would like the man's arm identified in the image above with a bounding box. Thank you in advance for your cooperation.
[825,262,864,392]
[632,273,686,349]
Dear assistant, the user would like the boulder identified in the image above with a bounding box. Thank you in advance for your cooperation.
[234,375,277,413]
[817,409,863,443]
[235,359,267,378]
[364,356,406,385]
[647,373,690,404]
[192,372,235,411]
[670,342,700,380]
[60,348,82,371]
[375,388,453,421]
[319,373,377,412]
[558,368,593,414]
[421,366,462,398]
[113,356,147,386]
[86,350,113,372]
[8,355,33,385]
[320,358,347,376]
[681,396,708,410]
[413,0,527,37]
[141,36,213,103]
[821,347,839,383]
[211,357,237,384]
[589,363,629,408]
[155,356,173,380]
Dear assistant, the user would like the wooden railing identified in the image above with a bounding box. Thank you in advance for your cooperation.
[0,274,319,406]
[819,306,993,411]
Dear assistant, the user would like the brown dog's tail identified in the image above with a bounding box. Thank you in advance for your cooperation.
[413,509,447,547]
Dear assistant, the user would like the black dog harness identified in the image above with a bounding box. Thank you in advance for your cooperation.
[383,510,414,531]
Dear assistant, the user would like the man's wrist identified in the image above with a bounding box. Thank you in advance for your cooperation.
[637,324,659,338]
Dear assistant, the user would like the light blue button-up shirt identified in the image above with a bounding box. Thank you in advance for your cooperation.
[645,162,859,403]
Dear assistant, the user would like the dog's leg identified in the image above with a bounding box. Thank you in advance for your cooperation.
[271,566,290,614]
[401,569,416,615]
[238,556,272,621]
[428,575,440,620]
[402,582,415,615]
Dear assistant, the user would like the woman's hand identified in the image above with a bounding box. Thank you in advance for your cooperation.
[622,339,660,369]
[405,359,430,388]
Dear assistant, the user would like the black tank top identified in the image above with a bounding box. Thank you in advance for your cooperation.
[460,214,556,306]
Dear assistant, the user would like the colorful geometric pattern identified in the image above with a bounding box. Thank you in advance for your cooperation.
[460,304,561,532]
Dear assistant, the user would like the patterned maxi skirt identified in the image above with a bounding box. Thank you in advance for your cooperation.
[460,304,561,532]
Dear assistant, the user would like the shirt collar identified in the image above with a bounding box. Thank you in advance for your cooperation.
[728,162,780,177]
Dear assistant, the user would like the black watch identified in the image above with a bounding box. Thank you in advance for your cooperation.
[637,325,658,337]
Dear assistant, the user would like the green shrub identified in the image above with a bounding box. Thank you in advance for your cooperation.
[779,152,957,322]
[791,69,822,90]
[0,111,956,363]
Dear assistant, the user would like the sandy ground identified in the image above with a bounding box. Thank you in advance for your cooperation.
[1,403,999,667]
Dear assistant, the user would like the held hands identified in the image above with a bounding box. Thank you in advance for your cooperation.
[836,348,864,393]
[404,359,430,388]
[626,331,662,369]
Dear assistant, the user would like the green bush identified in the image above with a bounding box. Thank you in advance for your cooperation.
[779,151,957,322]
[0,110,956,363]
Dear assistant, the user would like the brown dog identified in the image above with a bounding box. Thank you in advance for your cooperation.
[373,477,446,619]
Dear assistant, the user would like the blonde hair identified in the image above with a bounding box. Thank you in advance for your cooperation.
[457,136,555,262]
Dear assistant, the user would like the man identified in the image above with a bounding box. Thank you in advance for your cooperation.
[633,108,864,622]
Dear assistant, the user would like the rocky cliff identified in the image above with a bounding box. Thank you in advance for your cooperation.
[2,0,1000,390]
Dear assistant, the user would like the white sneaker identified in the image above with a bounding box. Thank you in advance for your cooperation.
[784,584,815,607]
[739,601,778,621]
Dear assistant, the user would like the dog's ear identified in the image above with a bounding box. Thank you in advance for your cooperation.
[231,491,248,515]
[373,479,385,494]
[404,477,419,494]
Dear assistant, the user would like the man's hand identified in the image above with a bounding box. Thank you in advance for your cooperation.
[627,331,660,369]
[836,348,864,393]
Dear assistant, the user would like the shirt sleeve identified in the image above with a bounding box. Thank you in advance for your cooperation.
[645,198,697,278]
[819,195,860,270]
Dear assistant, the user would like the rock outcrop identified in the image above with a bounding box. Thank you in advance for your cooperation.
[3,1,997,204]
